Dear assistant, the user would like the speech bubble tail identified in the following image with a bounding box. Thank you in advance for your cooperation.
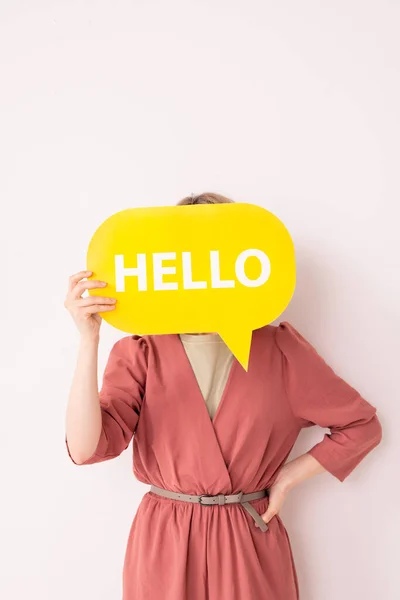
[219,328,253,372]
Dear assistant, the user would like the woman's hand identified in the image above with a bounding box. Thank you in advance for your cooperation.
[260,453,327,526]
[260,474,293,525]
[64,270,117,339]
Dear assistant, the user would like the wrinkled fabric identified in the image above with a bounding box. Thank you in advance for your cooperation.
[66,321,382,599]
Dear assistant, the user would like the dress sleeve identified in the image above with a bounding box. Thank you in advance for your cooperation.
[66,334,148,465]
[274,321,382,482]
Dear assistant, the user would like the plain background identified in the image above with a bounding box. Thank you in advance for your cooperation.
[0,1,398,599]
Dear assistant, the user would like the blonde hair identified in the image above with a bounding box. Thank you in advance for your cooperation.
[176,192,235,206]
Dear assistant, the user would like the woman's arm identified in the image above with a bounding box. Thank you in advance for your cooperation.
[261,453,326,525]
[66,334,103,464]
[259,321,383,527]
[276,453,327,489]
[63,269,117,465]
[64,270,148,467]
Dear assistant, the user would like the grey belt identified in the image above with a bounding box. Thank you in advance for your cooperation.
[149,484,269,532]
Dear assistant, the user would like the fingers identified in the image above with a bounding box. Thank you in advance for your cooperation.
[68,270,93,293]
[65,271,117,334]
[261,507,278,525]
[80,304,116,315]
[260,497,281,526]
[77,296,116,307]
[83,304,117,314]
[64,271,115,313]
[70,279,108,300]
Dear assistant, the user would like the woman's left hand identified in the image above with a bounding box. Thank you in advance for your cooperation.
[259,453,327,526]
[260,476,292,525]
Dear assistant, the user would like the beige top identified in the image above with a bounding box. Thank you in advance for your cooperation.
[179,333,234,420]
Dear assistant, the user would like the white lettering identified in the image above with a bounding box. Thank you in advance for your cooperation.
[115,254,147,292]
[235,249,270,287]
[153,252,178,290]
[210,250,235,288]
[182,251,207,289]
[114,249,271,291]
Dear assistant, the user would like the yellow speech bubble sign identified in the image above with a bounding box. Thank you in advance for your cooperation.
[86,203,296,370]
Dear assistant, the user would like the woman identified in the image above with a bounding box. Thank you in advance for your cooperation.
[65,192,383,600]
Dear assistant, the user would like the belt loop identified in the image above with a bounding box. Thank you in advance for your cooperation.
[218,494,226,505]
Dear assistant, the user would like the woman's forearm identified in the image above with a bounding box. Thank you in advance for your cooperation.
[275,452,327,491]
[66,335,102,464]
[261,453,327,524]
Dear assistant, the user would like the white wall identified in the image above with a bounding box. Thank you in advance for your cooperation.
[0,1,398,599]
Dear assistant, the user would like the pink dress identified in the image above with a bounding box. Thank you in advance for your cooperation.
[66,321,382,599]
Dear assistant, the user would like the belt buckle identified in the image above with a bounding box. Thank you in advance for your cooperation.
[198,494,215,505]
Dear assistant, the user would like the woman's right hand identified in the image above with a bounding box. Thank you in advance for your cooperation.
[64,270,117,339]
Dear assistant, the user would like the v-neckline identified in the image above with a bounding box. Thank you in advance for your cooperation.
[173,333,239,428]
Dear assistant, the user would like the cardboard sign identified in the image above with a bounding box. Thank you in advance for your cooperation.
[86,203,296,370]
